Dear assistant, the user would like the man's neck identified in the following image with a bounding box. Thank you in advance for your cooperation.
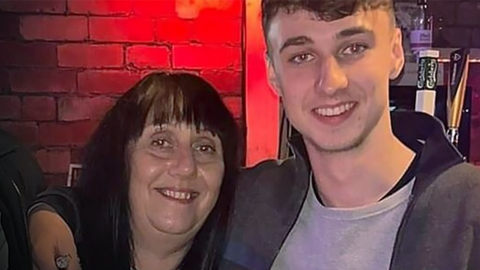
[306,123,415,208]
[132,228,192,270]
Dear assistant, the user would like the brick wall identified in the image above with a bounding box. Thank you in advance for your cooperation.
[0,0,243,185]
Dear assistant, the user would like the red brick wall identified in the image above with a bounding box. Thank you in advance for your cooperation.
[0,0,243,185]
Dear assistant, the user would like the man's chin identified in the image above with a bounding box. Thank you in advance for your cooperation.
[308,135,366,154]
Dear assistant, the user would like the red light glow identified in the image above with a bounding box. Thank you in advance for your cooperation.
[176,0,235,19]
[245,0,279,166]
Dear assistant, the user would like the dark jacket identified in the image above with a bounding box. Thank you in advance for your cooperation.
[37,112,480,270]
[0,129,45,270]
[220,111,480,270]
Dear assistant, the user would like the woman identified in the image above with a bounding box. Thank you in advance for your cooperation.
[29,72,241,270]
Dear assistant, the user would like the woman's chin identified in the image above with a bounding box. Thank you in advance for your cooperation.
[152,219,199,236]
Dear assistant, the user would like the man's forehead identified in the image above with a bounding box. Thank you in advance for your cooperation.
[268,8,384,43]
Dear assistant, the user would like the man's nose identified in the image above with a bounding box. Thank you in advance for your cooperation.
[314,56,348,95]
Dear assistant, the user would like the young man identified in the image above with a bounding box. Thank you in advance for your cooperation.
[29,0,480,269]
[222,0,480,269]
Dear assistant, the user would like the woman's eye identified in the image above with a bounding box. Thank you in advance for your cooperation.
[195,144,216,153]
[151,139,171,148]
[289,53,315,65]
[341,43,368,56]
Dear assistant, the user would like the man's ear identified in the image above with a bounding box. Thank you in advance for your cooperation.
[389,27,405,80]
[266,53,283,96]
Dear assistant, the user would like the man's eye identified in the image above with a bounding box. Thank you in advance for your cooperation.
[341,43,368,56]
[289,53,315,65]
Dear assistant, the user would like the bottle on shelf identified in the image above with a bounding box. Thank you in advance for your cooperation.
[409,0,433,58]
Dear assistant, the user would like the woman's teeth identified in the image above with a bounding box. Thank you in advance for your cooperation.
[158,189,198,200]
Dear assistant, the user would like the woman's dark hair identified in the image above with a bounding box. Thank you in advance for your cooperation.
[76,72,241,270]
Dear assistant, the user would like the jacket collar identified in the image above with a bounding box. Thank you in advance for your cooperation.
[287,111,464,195]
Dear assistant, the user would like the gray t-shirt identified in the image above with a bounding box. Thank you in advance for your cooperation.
[0,212,8,270]
[271,178,414,270]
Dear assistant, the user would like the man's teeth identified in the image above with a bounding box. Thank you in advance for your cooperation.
[160,189,196,200]
[315,102,355,117]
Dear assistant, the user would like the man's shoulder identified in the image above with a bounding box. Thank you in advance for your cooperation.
[233,157,303,206]
[426,162,480,215]
[238,157,298,186]
[225,157,309,268]
[435,162,480,191]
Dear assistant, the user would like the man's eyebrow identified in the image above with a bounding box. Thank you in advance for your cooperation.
[336,26,374,39]
[278,27,373,53]
[279,36,314,54]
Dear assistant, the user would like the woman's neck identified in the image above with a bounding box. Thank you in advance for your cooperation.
[131,229,193,270]
[132,245,188,270]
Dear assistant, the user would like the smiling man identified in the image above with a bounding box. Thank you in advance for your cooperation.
[220,0,480,269]
[264,2,410,209]
[265,4,414,267]
[25,0,480,269]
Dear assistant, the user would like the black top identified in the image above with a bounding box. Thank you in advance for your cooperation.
[311,135,423,205]
[381,139,423,200]
[0,128,46,270]
[0,211,8,270]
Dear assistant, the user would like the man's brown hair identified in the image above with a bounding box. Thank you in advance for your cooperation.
[261,0,395,40]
